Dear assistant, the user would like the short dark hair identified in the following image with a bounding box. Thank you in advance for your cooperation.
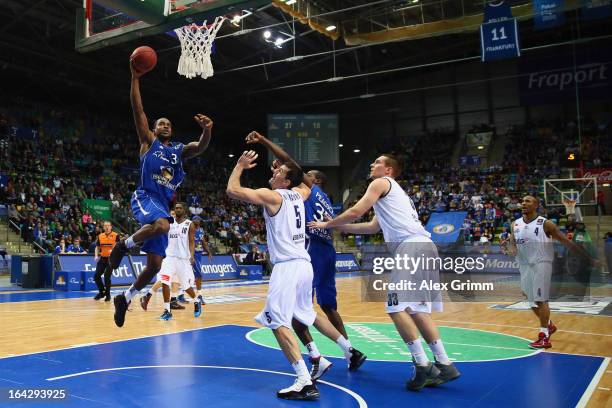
[310,170,327,187]
[381,154,403,177]
[284,162,304,189]
[175,202,187,210]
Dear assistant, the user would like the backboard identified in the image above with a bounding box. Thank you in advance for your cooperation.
[76,0,271,52]
[543,177,598,207]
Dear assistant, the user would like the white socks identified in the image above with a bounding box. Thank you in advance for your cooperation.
[306,342,321,359]
[407,340,429,366]
[428,339,451,365]
[164,302,170,312]
[291,359,310,382]
[336,336,352,359]
[124,286,137,302]
[540,327,549,336]
[125,236,136,249]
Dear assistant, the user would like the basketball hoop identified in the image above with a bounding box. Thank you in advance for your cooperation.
[562,198,576,216]
[174,16,225,79]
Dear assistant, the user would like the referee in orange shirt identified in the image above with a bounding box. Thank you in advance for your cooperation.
[94,221,119,301]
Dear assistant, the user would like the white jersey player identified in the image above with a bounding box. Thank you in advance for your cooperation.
[309,154,460,391]
[508,195,597,349]
[227,149,362,401]
[140,202,203,321]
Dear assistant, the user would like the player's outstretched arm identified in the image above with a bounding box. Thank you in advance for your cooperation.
[129,61,154,153]
[226,151,283,209]
[308,178,388,230]
[245,131,312,187]
[544,220,599,265]
[183,114,213,159]
[337,216,381,235]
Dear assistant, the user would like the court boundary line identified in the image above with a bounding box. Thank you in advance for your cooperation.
[1,323,606,406]
[245,323,542,363]
[45,365,367,408]
[576,357,610,408]
[0,324,228,360]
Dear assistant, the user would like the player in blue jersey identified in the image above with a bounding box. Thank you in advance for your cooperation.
[246,131,366,379]
[109,60,213,327]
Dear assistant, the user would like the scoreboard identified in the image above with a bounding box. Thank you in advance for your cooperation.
[267,114,339,166]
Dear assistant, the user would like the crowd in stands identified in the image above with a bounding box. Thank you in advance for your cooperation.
[361,119,610,245]
[0,98,264,254]
[1,97,610,254]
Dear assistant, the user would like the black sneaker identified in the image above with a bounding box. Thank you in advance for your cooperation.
[108,240,128,270]
[406,362,441,391]
[433,362,461,385]
[159,310,173,321]
[277,378,319,401]
[170,300,185,310]
[93,292,104,300]
[140,293,152,311]
[104,293,111,302]
[197,295,206,305]
[113,294,129,328]
[348,348,367,371]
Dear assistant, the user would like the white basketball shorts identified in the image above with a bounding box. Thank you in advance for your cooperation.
[385,235,443,315]
[255,259,316,330]
[157,256,194,290]
[520,261,552,306]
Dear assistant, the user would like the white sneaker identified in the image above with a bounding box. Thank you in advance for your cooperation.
[310,356,333,381]
[277,378,319,400]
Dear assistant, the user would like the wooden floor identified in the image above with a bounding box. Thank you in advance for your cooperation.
[2,277,611,407]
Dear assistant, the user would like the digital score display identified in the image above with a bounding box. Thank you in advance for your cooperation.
[267,114,339,166]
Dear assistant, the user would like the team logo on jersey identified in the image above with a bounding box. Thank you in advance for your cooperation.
[160,166,174,180]
[537,218,544,225]
[433,224,455,234]
[153,150,170,163]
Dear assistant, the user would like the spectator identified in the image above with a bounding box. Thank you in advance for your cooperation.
[54,238,66,255]
[243,244,266,266]
[66,238,87,254]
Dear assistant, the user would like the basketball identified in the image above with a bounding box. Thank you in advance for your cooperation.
[130,46,157,73]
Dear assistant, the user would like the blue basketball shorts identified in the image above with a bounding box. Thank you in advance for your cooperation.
[193,252,203,279]
[308,239,337,309]
[130,190,173,257]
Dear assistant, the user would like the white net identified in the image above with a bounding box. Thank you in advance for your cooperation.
[174,16,225,79]
[562,198,577,215]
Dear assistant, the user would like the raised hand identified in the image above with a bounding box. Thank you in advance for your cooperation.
[270,159,282,171]
[129,59,145,79]
[236,150,259,170]
[245,131,264,144]
[194,114,213,130]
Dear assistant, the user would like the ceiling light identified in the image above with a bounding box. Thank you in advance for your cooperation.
[286,0,297,4]
[338,144,343,147]
[228,154,234,158]
[275,38,284,47]
[353,149,360,153]
[263,30,272,39]
[231,15,241,25]
[325,25,337,31]
[477,145,485,150]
